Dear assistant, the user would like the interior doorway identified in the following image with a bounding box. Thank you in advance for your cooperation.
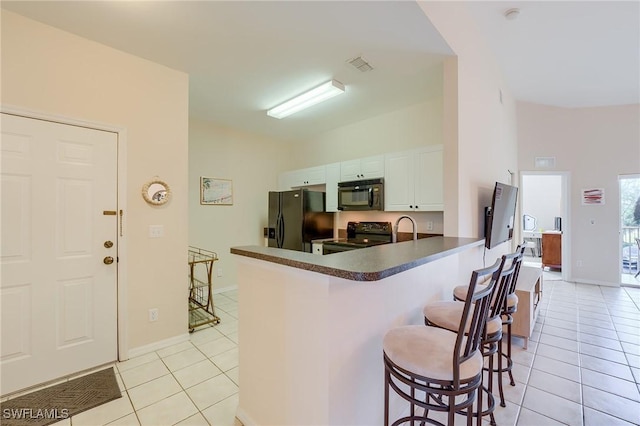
[620,174,640,287]
[520,171,570,282]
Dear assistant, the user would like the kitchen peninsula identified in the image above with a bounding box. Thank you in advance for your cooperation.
[231,236,485,425]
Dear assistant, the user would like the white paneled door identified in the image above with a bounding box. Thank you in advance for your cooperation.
[1,113,118,395]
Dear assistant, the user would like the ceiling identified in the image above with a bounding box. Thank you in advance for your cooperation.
[2,1,639,142]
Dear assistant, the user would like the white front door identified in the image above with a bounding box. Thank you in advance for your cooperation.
[1,113,118,395]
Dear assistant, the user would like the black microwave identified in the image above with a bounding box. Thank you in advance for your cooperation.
[337,178,384,211]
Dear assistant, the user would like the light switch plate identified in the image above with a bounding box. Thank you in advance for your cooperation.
[149,225,164,238]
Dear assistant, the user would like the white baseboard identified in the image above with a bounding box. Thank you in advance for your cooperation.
[572,278,620,288]
[214,285,238,294]
[125,333,190,360]
[235,406,257,426]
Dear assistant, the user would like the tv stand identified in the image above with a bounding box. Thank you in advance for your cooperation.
[511,266,543,349]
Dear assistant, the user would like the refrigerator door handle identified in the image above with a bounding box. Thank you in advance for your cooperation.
[277,213,285,248]
[280,214,285,248]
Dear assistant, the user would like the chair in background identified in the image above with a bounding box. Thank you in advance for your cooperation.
[522,215,539,257]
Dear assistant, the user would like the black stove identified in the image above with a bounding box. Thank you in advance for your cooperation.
[322,221,392,254]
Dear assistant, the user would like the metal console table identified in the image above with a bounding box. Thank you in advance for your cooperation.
[188,246,221,332]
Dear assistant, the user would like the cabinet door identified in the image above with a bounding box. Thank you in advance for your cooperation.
[414,147,444,211]
[384,151,415,211]
[340,159,361,182]
[302,165,326,186]
[340,156,384,181]
[359,155,384,179]
[542,233,562,268]
[325,162,339,212]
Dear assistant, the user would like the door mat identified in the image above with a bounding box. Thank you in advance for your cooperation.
[1,367,121,426]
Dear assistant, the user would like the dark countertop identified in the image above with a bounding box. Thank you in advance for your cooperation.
[231,236,484,282]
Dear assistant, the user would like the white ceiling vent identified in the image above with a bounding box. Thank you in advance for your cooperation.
[347,56,374,72]
[534,157,556,169]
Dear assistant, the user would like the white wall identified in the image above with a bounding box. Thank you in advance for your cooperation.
[522,175,562,231]
[1,11,189,351]
[188,119,290,291]
[418,2,519,257]
[517,102,640,285]
[289,96,444,168]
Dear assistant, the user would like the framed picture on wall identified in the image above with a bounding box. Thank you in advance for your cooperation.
[201,177,233,205]
[582,188,604,205]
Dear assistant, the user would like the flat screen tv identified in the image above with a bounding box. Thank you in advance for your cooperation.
[485,182,518,249]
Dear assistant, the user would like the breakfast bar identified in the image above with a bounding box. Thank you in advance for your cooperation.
[231,237,486,426]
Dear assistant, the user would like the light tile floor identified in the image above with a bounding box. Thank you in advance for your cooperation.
[484,273,640,426]
[45,290,242,426]
[8,275,640,425]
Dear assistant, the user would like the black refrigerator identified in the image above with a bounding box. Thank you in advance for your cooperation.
[268,189,334,252]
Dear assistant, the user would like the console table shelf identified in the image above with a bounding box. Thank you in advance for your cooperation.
[511,266,543,349]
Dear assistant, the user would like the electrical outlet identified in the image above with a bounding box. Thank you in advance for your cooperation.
[149,225,164,238]
[149,308,159,322]
[217,268,223,277]
[426,221,434,231]
[577,260,583,267]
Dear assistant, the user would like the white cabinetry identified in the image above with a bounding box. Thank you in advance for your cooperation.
[278,165,326,190]
[325,162,340,212]
[340,155,384,182]
[384,145,443,212]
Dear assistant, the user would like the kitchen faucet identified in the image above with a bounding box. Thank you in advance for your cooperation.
[392,215,417,243]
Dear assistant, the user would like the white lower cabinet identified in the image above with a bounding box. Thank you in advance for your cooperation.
[384,145,443,212]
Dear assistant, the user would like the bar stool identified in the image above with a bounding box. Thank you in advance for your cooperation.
[382,260,502,426]
[500,246,526,388]
[423,253,518,426]
[451,247,525,407]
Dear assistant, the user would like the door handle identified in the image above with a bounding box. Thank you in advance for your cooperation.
[103,256,114,265]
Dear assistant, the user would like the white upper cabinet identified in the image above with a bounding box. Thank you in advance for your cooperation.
[340,155,384,182]
[325,162,340,212]
[278,165,326,190]
[384,145,443,212]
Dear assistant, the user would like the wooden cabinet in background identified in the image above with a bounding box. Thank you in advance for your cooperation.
[542,232,562,269]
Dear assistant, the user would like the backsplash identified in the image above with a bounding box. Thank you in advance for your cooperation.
[334,211,444,237]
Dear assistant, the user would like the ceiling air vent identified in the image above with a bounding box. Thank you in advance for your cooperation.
[347,56,374,72]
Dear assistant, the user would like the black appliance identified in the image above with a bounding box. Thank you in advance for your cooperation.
[554,216,562,232]
[485,182,519,249]
[268,189,334,253]
[337,178,384,211]
[322,221,392,255]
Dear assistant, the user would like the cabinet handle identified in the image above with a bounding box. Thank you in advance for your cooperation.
[409,205,413,209]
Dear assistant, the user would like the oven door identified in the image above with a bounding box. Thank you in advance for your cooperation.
[337,180,383,211]
[322,243,358,255]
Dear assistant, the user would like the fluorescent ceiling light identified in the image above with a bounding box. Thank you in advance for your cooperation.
[267,79,345,119]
